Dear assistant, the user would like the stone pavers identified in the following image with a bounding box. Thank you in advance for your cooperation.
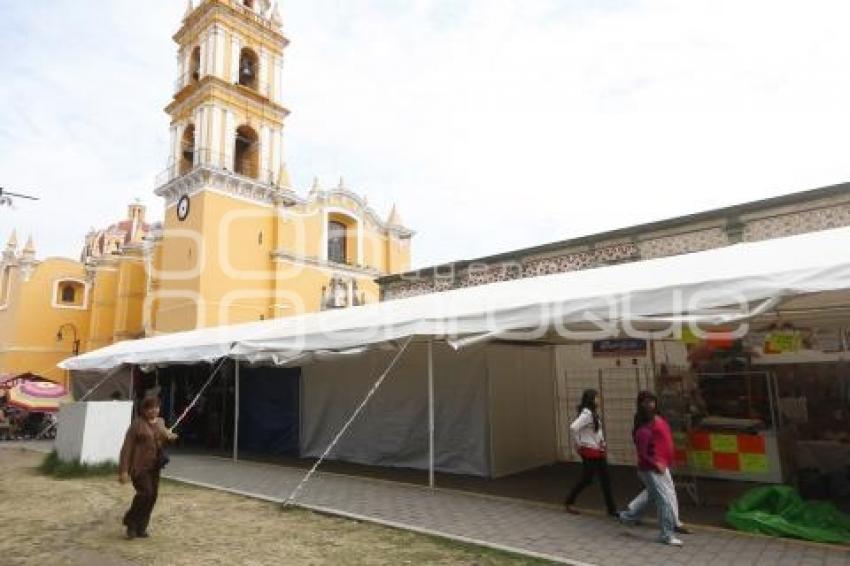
[162,454,850,566]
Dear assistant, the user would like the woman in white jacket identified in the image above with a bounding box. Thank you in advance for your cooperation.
[565,389,618,516]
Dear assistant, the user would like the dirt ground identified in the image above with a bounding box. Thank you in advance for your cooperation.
[0,448,551,566]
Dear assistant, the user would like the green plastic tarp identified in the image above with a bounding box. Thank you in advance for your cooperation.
[726,485,850,545]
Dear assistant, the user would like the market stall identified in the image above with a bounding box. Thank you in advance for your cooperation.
[652,317,850,492]
[747,323,850,502]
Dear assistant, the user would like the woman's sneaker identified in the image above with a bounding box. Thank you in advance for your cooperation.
[659,536,684,546]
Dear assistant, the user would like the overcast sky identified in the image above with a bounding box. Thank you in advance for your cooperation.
[2,0,850,268]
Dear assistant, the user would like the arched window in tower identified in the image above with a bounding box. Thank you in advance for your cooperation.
[180,124,196,175]
[328,221,347,264]
[190,46,201,82]
[234,125,259,179]
[243,0,255,8]
[239,47,259,90]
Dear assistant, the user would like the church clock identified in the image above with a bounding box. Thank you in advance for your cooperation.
[176,195,190,221]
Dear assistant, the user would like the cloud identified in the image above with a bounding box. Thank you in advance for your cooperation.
[2,0,850,268]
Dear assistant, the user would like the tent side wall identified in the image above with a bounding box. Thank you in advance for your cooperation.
[487,344,558,478]
[300,341,491,476]
[238,365,301,456]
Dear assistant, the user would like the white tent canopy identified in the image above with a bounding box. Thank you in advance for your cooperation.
[60,226,850,372]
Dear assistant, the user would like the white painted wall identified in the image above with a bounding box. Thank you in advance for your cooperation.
[259,47,269,96]
[260,125,270,181]
[230,35,241,83]
[225,110,236,169]
[210,105,222,166]
[56,401,133,465]
[214,25,225,79]
[274,56,284,104]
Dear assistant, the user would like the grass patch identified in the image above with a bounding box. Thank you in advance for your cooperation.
[39,450,118,479]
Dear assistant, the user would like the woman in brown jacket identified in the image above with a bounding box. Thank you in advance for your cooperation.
[119,396,177,539]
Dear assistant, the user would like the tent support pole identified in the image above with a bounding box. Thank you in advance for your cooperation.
[129,365,135,403]
[233,360,240,462]
[428,339,435,490]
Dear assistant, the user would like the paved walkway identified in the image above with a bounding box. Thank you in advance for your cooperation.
[161,453,850,566]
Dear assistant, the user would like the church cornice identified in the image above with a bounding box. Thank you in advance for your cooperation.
[306,188,415,238]
[155,165,301,208]
[176,0,288,50]
[167,76,289,123]
[271,250,381,278]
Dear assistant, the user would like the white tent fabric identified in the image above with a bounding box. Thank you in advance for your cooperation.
[60,226,850,371]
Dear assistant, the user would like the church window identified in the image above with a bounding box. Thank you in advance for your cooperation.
[61,284,76,304]
[180,123,196,175]
[238,48,259,90]
[234,125,259,179]
[258,231,263,245]
[328,221,347,264]
[243,0,255,9]
[54,279,85,308]
[190,46,201,82]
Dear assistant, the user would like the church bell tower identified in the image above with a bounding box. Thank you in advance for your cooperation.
[150,0,296,332]
[148,0,413,334]
[161,0,290,187]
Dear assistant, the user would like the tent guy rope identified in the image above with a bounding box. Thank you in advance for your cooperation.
[282,336,414,508]
[169,357,228,433]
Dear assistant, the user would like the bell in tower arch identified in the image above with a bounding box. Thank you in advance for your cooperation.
[241,0,273,16]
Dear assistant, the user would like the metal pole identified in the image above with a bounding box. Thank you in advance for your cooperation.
[233,360,240,462]
[428,339,435,489]
[170,377,176,422]
[129,366,135,403]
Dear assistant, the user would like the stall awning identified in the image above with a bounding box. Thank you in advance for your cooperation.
[60,226,850,372]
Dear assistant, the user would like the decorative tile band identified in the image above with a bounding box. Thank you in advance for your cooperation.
[382,206,850,300]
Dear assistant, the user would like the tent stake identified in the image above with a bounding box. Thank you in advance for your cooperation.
[428,339,435,490]
[233,359,240,462]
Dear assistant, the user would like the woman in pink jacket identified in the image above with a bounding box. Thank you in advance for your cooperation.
[619,391,683,546]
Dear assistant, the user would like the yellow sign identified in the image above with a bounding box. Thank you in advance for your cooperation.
[740,453,769,473]
[680,327,700,345]
[710,434,738,454]
[766,331,801,353]
[689,451,713,470]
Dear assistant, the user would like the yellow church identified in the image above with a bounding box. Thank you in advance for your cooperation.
[0,0,413,385]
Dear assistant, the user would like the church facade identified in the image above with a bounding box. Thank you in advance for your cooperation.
[0,0,413,383]
[0,203,150,385]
